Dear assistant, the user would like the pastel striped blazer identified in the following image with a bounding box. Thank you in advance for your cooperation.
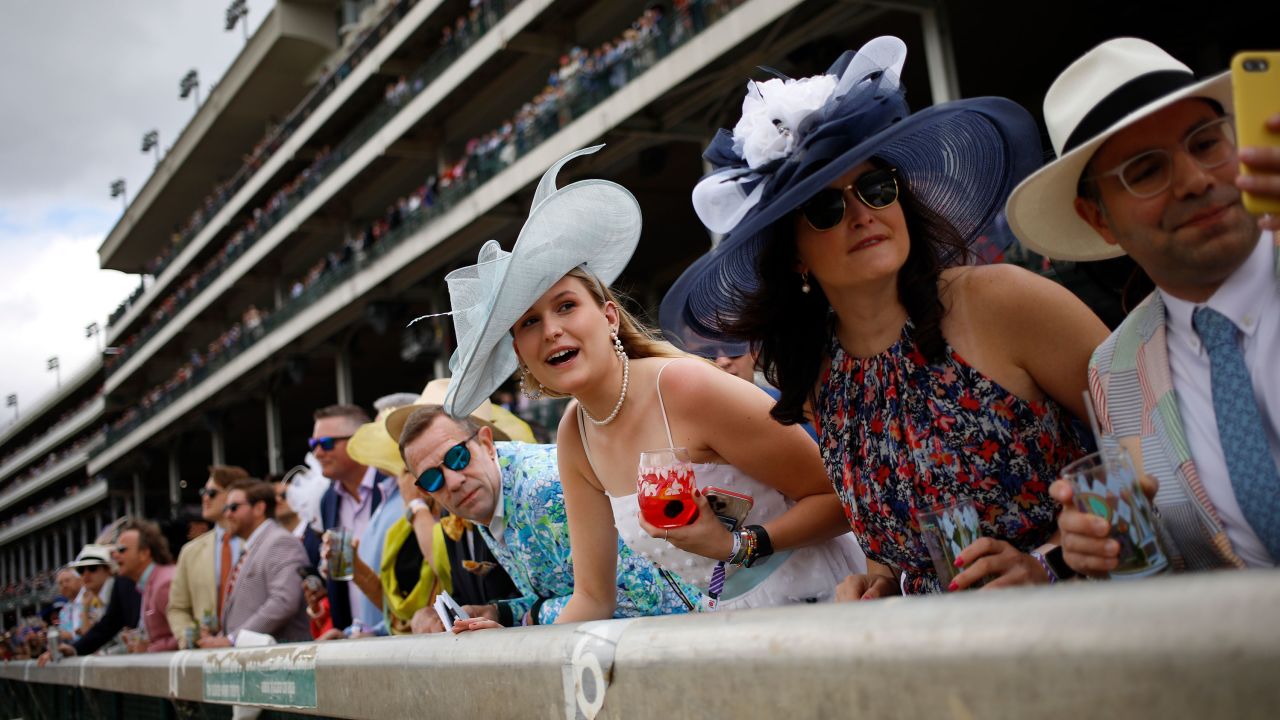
[1088,238,1280,570]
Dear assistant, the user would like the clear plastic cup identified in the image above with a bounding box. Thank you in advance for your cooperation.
[917,498,984,588]
[328,528,356,581]
[1060,448,1169,578]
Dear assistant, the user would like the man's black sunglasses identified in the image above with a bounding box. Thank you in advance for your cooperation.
[800,168,899,231]
[416,430,480,493]
[308,435,352,452]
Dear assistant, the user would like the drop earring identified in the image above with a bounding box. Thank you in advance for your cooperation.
[518,365,544,400]
[800,271,811,294]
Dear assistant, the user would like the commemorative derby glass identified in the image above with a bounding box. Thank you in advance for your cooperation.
[1060,448,1169,578]
[327,528,356,581]
[637,448,698,529]
[917,498,984,588]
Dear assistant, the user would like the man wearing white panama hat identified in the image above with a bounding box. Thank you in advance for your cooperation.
[1007,38,1280,575]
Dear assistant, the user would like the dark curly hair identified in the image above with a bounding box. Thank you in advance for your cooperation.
[726,172,969,426]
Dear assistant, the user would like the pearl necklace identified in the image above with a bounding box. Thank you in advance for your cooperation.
[581,351,630,426]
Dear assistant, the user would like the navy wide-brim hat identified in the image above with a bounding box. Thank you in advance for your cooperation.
[660,36,1044,349]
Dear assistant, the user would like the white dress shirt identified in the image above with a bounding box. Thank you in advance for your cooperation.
[1161,231,1279,567]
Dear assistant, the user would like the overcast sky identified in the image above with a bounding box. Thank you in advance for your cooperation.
[0,1,270,431]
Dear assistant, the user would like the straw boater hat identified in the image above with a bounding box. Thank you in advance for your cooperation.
[1006,37,1233,262]
[441,145,642,419]
[659,36,1042,349]
[383,378,520,450]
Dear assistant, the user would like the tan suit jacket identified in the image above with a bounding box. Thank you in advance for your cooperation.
[166,529,218,647]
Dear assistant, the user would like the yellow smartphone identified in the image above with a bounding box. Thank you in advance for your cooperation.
[1231,51,1280,214]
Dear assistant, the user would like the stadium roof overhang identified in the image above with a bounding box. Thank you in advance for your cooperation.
[98,0,338,273]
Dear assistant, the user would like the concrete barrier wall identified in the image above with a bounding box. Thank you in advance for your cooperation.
[4,571,1279,719]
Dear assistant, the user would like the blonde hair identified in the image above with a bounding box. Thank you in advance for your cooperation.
[519,267,692,398]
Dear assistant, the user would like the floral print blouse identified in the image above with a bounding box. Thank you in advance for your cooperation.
[816,322,1089,594]
[479,442,698,624]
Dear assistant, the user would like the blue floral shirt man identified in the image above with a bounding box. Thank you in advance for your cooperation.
[480,442,699,625]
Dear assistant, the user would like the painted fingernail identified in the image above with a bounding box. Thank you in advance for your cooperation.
[954,556,965,567]
[947,581,959,592]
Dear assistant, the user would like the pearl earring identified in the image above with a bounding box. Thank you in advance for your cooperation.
[800,271,811,294]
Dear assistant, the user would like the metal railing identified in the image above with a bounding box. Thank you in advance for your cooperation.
[3,571,1279,719]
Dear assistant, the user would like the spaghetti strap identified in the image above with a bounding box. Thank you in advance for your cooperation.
[575,404,606,483]
[654,360,680,448]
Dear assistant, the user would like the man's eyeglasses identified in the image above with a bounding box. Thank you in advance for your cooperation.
[198,487,221,499]
[222,502,245,514]
[801,168,900,231]
[1084,116,1236,199]
[308,435,352,452]
[75,565,106,576]
[416,430,480,493]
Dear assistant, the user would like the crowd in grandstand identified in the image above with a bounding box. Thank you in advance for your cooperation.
[102,0,740,440]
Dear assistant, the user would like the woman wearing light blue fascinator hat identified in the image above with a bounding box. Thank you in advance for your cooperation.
[662,37,1111,596]
[440,145,865,627]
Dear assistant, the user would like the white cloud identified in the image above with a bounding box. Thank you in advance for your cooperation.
[0,2,270,430]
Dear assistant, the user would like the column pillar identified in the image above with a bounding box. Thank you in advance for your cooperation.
[335,346,354,405]
[65,523,76,565]
[169,447,182,517]
[80,515,89,547]
[265,392,284,476]
[919,1,961,103]
[210,424,226,466]
[132,473,144,520]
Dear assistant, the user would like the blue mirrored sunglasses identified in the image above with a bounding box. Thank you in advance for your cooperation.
[417,430,480,493]
[307,435,352,451]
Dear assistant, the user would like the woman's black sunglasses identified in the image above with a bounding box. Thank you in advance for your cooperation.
[416,430,481,493]
[801,168,899,231]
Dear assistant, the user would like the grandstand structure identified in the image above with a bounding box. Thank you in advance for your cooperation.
[0,0,1262,627]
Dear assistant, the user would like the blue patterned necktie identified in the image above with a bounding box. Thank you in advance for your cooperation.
[1192,306,1280,560]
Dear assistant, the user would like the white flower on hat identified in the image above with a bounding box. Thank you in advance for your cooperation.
[731,74,837,169]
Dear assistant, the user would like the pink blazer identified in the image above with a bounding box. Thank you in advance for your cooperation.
[142,563,178,652]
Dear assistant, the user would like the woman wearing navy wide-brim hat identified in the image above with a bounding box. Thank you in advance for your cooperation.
[661,36,1109,595]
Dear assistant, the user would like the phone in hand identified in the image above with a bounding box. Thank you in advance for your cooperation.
[1231,50,1280,214]
[703,486,753,532]
[434,590,470,630]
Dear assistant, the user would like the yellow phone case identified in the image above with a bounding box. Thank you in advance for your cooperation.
[1232,51,1280,215]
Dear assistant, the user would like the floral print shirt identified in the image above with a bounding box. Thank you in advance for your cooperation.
[816,322,1089,594]
[479,442,697,624]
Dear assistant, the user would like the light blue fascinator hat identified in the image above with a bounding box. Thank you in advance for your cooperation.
[441,145,642,419]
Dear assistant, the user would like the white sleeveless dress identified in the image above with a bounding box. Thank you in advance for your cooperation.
[578,361,866,609]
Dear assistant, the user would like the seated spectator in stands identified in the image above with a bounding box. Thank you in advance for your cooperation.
[39,544,139,664]
[168,464,250,649]
[54,567,83,642]
[199,480,311,646]
[112,519,177,652]
[398,405,694,630]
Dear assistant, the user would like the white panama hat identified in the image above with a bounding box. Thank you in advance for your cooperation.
[441,144,642,419]
[1006,37,1233,262]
